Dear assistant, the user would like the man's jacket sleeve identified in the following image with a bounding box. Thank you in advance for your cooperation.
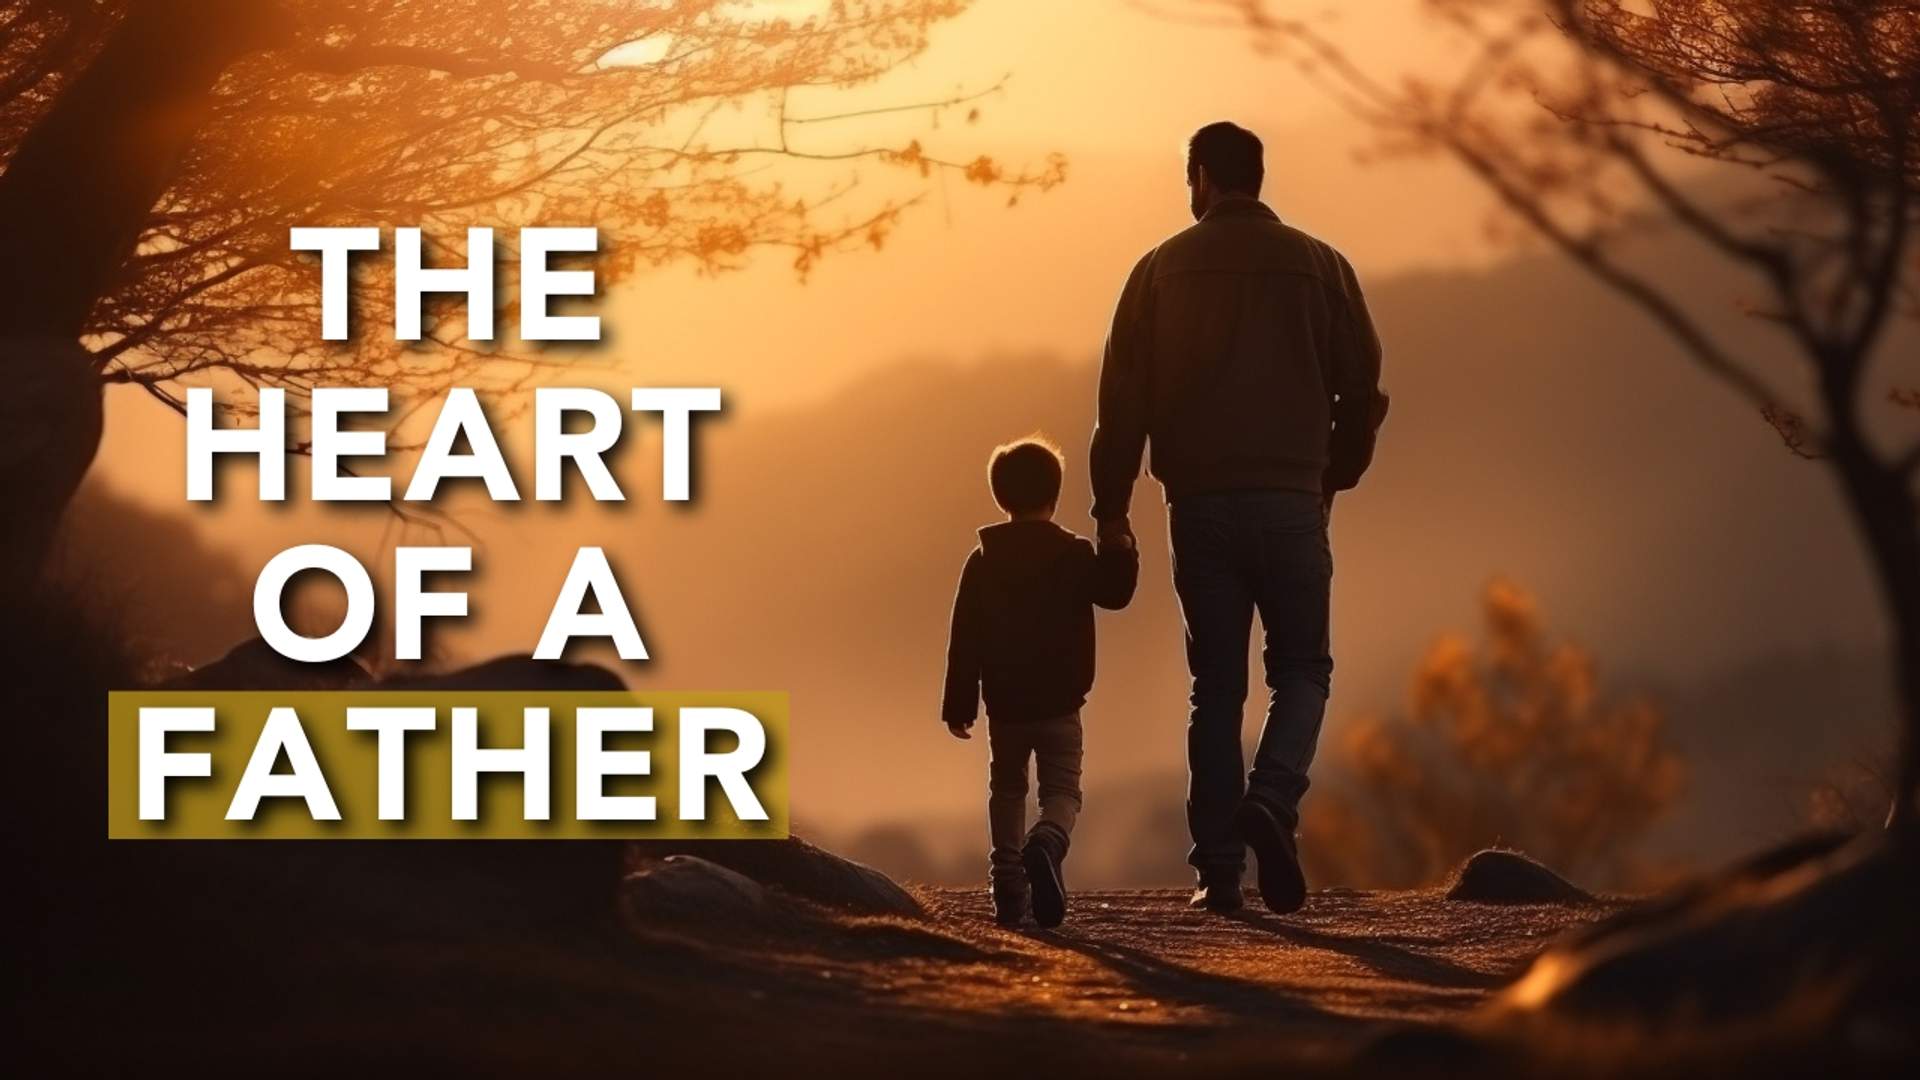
[1089,252,1155,523]
[1088,538,1139,611]
[940,550,986,727]
[1324,253,1386,492]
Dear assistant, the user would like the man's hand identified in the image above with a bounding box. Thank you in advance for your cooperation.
[947,721,974,741]
[1097,515,1136,552]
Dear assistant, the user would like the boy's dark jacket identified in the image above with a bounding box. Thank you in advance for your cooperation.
[941,520,1139,727]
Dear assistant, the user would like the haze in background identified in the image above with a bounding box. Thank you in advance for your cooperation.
[80,0,1891,877]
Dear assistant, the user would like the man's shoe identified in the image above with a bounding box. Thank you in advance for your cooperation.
[991,884,1029,927]
[1021,823,1070,929]
[1234,798,1307,914]
[1189,872,1244,913]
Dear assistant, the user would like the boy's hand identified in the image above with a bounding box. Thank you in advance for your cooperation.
[946,721,974,740]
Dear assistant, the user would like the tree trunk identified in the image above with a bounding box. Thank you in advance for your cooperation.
[0,0,288,342]
[1827,428,1920,832]
[0,0,288,584]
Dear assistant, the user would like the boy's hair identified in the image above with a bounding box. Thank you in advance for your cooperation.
[1187,121,1264,196]
[988,437,1063,515]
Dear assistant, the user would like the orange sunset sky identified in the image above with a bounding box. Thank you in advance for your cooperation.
[75,0,1888,850]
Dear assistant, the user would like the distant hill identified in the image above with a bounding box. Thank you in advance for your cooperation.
[831,640,1896,889]
[621,225,1895,863]
[50,478,257,670]
[67,219,1898,873]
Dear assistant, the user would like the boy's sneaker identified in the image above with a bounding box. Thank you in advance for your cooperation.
[991,883,1030,927]
[1233,797,1307,914]
[1189,870,1244,913]
[1021,822,1070,929]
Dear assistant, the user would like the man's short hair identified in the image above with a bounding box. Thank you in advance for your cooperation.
[1187,121,1264,196]
[988,437,1063,515]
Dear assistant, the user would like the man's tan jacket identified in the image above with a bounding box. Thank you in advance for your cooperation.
[1090,195,1385,522]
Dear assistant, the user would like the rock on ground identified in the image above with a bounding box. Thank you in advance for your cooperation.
[621,855,787,929]
[157,636,371,690]
[628,836,925,918]
[1491,831,1920,1068]
[1445,849,1591,904]
[377,655,625,691]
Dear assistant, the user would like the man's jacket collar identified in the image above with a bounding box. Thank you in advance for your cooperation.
[1201,194,1280,224]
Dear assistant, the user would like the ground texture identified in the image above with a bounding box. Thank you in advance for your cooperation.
[918,886,1614,1032]
[28,880,1626,1075]
[596,884,1624,1075]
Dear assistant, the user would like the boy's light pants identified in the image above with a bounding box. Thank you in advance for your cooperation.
[986,711,1083,887]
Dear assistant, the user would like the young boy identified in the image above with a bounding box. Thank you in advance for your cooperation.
[941,437,1138,928]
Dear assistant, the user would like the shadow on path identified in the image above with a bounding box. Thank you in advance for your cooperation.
[1036,930,1375,1031]
[1230,911,1504,991]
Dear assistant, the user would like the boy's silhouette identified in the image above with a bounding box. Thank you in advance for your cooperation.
[942,438,1138,928]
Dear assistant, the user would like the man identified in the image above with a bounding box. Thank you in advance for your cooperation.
[1089,121,1386,915]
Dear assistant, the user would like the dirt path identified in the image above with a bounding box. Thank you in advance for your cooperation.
[625,885,1626,1073]
[28,880,1621,1074]
[906,887,1612,1030]
[915,887,1612,1031]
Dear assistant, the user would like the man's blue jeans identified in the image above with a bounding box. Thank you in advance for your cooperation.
[1169,489,1332,876]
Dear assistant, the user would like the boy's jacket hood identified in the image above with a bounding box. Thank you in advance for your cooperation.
[977,519,1079,554]
[976,520,1084,579]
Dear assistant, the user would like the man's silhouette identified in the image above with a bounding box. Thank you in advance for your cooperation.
[1089,122,1385,914]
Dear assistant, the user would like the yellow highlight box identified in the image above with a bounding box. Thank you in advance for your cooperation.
[108,691,788,840]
